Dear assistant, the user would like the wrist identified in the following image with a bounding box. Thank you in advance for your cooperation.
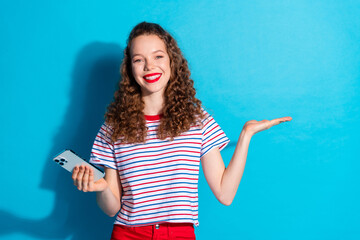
[240,127,253,139]
[95,178,109,192]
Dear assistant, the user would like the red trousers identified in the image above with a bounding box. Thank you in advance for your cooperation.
[110,222,196,240]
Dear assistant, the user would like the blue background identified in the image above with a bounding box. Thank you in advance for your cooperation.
[1,1,359,239]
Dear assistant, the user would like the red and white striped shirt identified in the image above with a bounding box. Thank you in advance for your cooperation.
[90,109,229,227]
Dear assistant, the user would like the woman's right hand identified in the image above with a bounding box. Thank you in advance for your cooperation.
[72,165,108,192]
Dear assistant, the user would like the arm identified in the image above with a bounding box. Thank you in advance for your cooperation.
[95,167,122,217]
[201,117,292,206]
[72,166,122,217]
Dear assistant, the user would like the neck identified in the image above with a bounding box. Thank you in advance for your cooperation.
[142,92,165,115]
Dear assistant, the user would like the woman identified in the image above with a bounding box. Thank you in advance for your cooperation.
[72,22,292,240]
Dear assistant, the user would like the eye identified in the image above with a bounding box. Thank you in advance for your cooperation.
[133,59,142,63]
[155,55,164,59]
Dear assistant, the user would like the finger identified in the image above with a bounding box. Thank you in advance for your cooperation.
[88,169,94,191]
[278,116,292,122]
[277,116,292,122]
[269,119,281,126]
[82,166,90,192]
[270,117,292,126]
[72,166,79,183]
[76,165,85,190]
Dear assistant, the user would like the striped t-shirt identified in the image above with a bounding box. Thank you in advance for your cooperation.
[90,109,229,227]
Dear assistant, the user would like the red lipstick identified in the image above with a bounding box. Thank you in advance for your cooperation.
[143,73,162,83]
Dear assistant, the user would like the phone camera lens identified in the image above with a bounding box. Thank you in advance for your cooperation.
[55,159,59,162]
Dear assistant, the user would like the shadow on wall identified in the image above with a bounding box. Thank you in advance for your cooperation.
[0,42,123,239]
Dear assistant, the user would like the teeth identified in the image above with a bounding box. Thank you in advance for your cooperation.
[144,74,161,80]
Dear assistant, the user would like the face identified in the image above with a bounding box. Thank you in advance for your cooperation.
[130,34,171,97]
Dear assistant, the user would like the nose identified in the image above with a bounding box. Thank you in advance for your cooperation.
[144,59,154,71]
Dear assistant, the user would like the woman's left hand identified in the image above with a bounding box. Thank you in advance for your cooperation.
[243,116,292,137]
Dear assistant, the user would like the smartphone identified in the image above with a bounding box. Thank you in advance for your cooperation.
[53,149,105,181]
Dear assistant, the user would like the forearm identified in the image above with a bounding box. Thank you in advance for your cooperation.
[219,129,252,205]
[96,186,121,217]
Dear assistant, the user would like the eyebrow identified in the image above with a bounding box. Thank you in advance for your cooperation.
[132,50,166,58]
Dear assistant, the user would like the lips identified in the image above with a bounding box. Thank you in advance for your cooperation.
[143,73,162,83]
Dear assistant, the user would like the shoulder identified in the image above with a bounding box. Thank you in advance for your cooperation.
[95,122,115,143]
[200,107,213,123]
[100,122,114,135]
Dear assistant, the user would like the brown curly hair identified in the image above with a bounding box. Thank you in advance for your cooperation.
[105,22,203,143]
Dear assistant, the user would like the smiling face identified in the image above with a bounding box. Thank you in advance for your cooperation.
[130,34,171,97]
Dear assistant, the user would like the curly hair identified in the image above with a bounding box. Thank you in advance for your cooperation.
[105,22,203,143]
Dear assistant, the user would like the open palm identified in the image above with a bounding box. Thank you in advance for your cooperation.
[243,116,292,136]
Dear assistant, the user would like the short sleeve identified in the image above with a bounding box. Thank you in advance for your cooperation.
[200,110,230,158]
[89,123,117,170]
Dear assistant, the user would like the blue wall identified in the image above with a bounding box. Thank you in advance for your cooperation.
[1,1,359,239]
